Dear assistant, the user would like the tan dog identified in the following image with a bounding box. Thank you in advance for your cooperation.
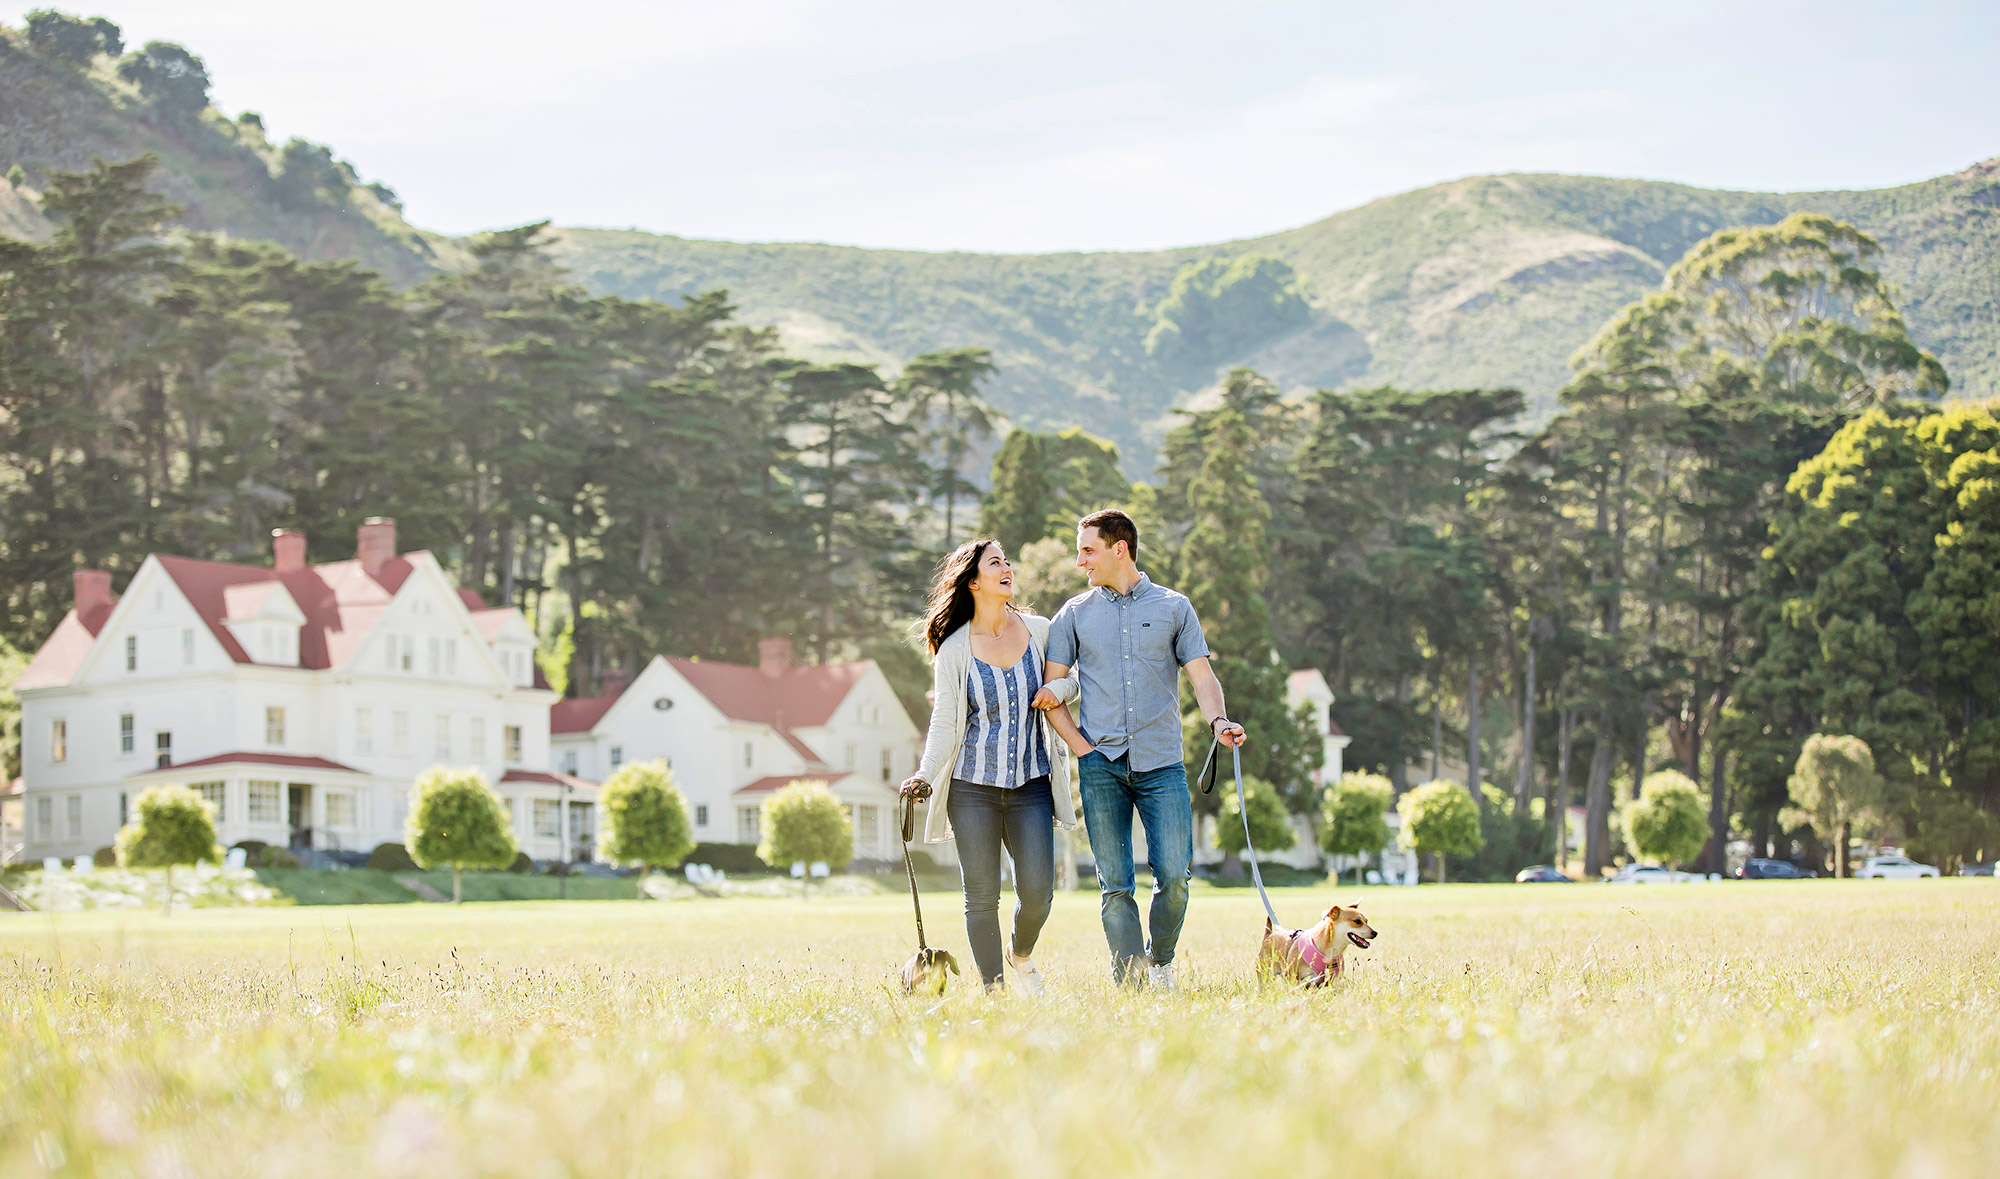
[1257,902,1377,987]
[899,946,960,996]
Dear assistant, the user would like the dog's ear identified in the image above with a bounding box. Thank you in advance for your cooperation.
[942,952,960,976]
[1324,902,1345,918]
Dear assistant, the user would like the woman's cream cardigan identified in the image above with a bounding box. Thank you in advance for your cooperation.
[913,614,1077,844]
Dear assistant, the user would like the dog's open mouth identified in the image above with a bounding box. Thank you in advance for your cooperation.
[1347,931,1373,949]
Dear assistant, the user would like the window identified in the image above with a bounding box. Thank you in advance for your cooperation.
[118,792,128,828]
[392,711,410,755]
[154,731,172,769]
[609,746,624,770]
[428,637,441,676]
[355,709,373,754]
[505,725,523,764]
[193,782,225,822]
[119,714,134,755]
[533,799,561,840]
[880,747,893,784]
[568,800,594,851]
[182,628,194,666]
[125,635,137,672]
[66,795,82,842]
[266,706,286,747]
[696,804,709,828]
[400,636,414,672]
[384,634,397,671]
[247,781,282,824]
[858,805,879,849]
[469,718,486,760]
[844,743,856,770]
[737,806,760,843]
[324,790,356,829]
[743,741,754,769]
[445,639,458,677]
[51,720,66,763]
[34,797,52,842]
[563,750,578,775]
[435,715,451,759]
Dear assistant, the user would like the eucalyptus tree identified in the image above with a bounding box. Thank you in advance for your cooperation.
[894,347,997,547]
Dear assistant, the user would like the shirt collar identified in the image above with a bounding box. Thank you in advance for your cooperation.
[1098,572,1153,602]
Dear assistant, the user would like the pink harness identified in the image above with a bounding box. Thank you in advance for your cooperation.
[1288,929,1341,986]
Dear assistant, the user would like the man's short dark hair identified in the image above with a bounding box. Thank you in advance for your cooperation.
[1078,508,1139,564]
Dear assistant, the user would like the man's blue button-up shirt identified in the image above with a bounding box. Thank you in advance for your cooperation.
[1046,574,1210,773]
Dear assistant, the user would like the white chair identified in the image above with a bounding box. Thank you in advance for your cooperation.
[42,857,63,875]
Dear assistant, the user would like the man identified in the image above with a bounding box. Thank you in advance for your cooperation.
[1034,508,1245,989]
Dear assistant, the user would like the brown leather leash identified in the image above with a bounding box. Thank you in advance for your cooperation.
[900,786,931,951]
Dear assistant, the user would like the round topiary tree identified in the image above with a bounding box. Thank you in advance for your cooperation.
[1397,780,1484,884]
[405,768,517,904]
[1786,733,1887,879]
[1214,772,1295,876]
[596,760,695,898]
[757,780,852,895]
[115,783,221,914]
[1625,770,1710,873]
[1321,771,1393,886]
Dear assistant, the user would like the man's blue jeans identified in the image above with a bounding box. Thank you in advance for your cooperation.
[1077,750,1193,981]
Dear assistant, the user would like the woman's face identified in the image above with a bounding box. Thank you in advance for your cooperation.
[967,544,1014,602]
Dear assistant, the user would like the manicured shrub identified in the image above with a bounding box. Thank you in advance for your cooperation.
[757,780,853,875]
[115,783,221,912]
[1321,772,1393,885]
[685,842,769,874]
[596,760,695,894]
[366,842,417,872]
[405,768,517,904]
[1397,780,1484,883]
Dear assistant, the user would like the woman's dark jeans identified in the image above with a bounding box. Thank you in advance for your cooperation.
[946,776,1055,987]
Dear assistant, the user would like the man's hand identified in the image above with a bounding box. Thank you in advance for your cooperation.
[899,776,932,802]
[1031,687,1063,711]
[1212,717,1247,749]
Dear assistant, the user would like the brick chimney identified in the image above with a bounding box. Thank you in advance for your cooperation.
[272,528,307,574]
[356,517,396,578]
[758,636,795,677]
[73,569,113,617]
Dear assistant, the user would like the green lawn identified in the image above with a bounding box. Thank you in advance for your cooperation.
[3,882,1997,1177]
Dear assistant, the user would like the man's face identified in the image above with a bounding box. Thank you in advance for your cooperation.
[1075,526,1123,587]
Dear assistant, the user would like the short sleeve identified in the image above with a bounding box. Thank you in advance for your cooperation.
[1172,598,1210,666]
[1046,601,1079,667]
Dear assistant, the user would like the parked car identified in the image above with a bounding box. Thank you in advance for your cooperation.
[1516,865,1574,883]
[1959,860,1996,877]
[1856,854,1940,880]
[1607,864,1673,885]
[1737,858,1817,880]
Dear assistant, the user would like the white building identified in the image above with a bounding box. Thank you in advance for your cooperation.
[1287,669,1352,788]
[11,519,595,864]
[549,637,926,864]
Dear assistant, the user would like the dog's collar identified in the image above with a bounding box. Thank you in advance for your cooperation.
[1290,929,1339,985]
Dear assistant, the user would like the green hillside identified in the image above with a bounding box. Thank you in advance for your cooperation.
[4,13,1995,467]
[555,162,2000,462]
[0,20,453,281]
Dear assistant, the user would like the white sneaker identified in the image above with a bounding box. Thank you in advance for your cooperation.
[1147,961,1176,992]
[1008,948,1046,996]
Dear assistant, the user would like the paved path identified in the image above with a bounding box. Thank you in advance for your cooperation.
[392,874,449,902]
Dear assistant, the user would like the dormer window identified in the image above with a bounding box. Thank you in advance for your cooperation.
[222,582,304,667]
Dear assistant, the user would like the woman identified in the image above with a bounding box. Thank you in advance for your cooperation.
[901,538,1093,993]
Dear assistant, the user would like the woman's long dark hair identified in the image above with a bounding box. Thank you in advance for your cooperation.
[921,538,1017,656]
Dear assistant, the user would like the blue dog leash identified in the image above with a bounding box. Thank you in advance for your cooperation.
[1199,734,1281,930]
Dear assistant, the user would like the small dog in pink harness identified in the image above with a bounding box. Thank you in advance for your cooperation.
[1257,902,1377,988]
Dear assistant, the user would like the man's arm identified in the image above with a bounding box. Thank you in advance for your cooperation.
[1033,659,1078,710]
[1182,656,1246,747]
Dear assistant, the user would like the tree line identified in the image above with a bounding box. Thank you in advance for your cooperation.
[0,156,999,718]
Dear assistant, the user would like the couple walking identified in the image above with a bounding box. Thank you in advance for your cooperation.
[901,508,1247,992]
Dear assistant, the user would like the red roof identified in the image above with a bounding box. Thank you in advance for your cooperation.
[16,550,534,690]
[499,769,598,792]
[128,752,367,777]
[2,777,20,797]
[550,694,620,735]
[733,773,865,795]
[666,656,869,728]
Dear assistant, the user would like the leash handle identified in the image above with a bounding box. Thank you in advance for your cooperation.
[900,790,928,950]
[1213,736,1282,929]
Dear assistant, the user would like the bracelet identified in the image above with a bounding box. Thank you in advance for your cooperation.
[1209,716,1233,730]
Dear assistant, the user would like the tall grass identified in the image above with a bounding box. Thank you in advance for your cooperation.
[3,883,1996,1177]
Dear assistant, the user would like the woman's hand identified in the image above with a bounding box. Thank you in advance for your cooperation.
[898,776,932,803]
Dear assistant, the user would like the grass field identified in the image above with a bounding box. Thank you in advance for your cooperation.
[4,881,1997,1178]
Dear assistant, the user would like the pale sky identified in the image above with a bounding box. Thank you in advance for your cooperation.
[16,0,2000,252]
